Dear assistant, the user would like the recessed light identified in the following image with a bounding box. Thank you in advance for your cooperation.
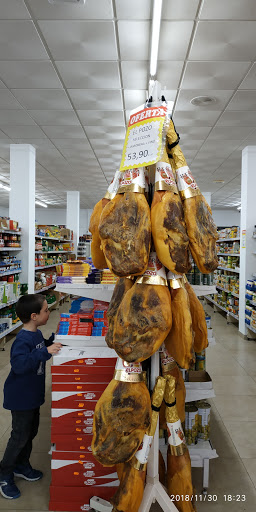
[213,180,225,183]
[190,96,216,106]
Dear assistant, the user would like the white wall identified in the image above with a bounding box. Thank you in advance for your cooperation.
[212,208,240,228]
[0,206,9,217]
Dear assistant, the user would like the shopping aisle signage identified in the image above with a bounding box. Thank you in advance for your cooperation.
[120,105,167,171]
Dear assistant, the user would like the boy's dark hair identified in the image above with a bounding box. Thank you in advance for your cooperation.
[16,294,46,324]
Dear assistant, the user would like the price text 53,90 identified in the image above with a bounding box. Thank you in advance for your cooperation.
[127,150,149,161]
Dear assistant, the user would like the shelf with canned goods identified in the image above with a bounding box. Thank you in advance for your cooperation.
[0,247,22,252]
[35,235,73,242]
[35,264,59,270]
[215,285,239,298]
[0,320,23,342]
[205,296,239,325]
[35,250,73,254]
[217,266,240,273]
[0,269,22,277]
[34,284,56,294]
[216,237,240,242]
[217,253,240,257]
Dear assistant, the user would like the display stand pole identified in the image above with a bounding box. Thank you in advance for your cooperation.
[138,351,178,512]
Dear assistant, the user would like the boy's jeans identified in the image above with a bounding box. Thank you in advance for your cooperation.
[0,408,40,476]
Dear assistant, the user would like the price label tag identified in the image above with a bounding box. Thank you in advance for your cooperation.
[120,105,167,171]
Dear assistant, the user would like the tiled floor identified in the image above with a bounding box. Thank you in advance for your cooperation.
[0,300,256,511]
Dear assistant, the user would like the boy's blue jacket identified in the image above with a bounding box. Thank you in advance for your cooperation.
[3,329,54,411]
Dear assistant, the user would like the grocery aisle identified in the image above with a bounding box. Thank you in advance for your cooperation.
[0,301,256,511]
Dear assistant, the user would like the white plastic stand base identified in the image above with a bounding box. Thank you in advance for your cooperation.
[138,478,177,512]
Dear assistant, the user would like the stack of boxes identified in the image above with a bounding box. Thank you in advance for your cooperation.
[57,261,91,284]
[49,346,118,512]
[57,299,109,337]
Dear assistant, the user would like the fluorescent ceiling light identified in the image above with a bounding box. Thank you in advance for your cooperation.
[0,183,11,191]
[35,199,48,208]
[150,0,163,77]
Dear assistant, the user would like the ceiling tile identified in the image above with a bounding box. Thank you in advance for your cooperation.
[0,61,62,89]
[0,110,36,126]
[182,61,250,90]
[201,0,256,20]
[175,89,233,111]
[121,61,148,89]
[118,21,150,60]
[156,61,184,89]
[0,21,48,60]
[0,89,23,109]
[178,126,212,138]
[162,0,199,19]
[11,89,72,109]
[28,0,113,20]
[42,126,85,139]
[123,90,147,110]
[159,21,194,60]
[85,126,126,139]
[1,125,47,139]
[173,110,221,127]
[227,91,256,111]
[78,110,125,127]
[216,111,256,127]
[208,126,255,141]
[190,21,256,61]
[38,21,117,60]
[239,63,256,89]
[68,89,123,110]
[115,0,150,19]
[1,0,30,19]
[28,110,80,126]
[56,61,120,89]
[51,138,91,150]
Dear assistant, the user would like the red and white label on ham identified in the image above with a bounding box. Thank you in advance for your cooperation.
[155,162,176,187]
[144,252,167,280]
[118,167,146,192]
[176,166,199,193]
[167,420,186,447]
[135,434,153,464]
[115,357,142,374]
[106,170,121,197]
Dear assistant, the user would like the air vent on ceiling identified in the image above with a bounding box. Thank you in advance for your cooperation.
[190,96,216,106]
[48,0,86,5]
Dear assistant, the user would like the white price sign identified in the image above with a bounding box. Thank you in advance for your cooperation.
[120,105,167,171]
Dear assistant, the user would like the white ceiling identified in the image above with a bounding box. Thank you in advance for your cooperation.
[0,0,256,209]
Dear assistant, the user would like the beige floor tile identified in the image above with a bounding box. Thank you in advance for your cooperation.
[213,395,256,421]
[223,421,256,459]
[212,375,256,396]
[242,458,256,488]
[207,412,239,459]
[206,360,248,376]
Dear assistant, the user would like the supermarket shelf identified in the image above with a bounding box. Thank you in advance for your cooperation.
[247,324,256,334]
[55,283,115,302]
[0,269,21,277]
[0,247,22,251]
[0,321,22,341]
[34,284,56,293]
[55,335,106,347]
[188,440,218,464]
[216,238,240,242]
[35,264,58,270]
[35,251,72,254]
[216,285,239,298]
[0,229,21,235]
[217,266,240,273]
[35,236,72,241]
[48,301,57,309]
[0,298,19,310]
[227,311,239,321]
[185,388,215,403]
[217,253,240,257]
[247,300,256,306]
[205,296,227,313]
[191,285,216,297]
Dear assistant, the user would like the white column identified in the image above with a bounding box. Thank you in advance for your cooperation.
[239,146,256,336]
[66,191,80,257]
[202,191,211,207]
[9,144,35,293]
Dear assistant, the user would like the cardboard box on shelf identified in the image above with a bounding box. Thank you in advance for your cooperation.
[185,370,213,390]
[51,433,93,452]
[49,482,118,504]
[52,347,117,367]
[51,365,114,377]
[0,218,9,229]
[60,228,71,240]
[51,459,118,487]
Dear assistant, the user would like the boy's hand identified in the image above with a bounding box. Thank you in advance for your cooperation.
[47,343,62,355]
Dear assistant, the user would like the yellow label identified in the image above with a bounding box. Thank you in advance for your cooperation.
[120,106,167,171]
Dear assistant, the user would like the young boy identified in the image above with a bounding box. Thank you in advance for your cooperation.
[0,294,62,500]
